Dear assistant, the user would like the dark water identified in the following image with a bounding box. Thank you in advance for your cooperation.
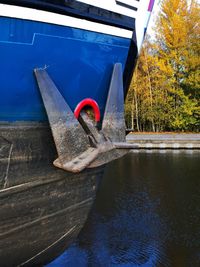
[47,151,200,267]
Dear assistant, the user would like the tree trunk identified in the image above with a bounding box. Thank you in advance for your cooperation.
[134,90,140,132]
[144,49,155,132]
[131,94,135,130]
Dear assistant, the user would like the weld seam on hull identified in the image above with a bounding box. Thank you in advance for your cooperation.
[2,143,13,189]
[0,168,99,197]
[0,197,92,239]
[18,225,77,266]
[0,174,72,197]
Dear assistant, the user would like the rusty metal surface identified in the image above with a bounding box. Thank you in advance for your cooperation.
[0,122,105,266]
[34,65,138,173]
[0,136,13,189]
[34,69,92,169]
[102,63,126,143]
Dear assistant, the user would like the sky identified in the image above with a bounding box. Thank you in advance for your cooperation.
[147,0,161,36]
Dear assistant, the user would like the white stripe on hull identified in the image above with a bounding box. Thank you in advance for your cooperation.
[0,4,133,39]
[76,0,154,51]
[76,0,138,18]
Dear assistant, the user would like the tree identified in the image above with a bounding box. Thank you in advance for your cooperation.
[155,0,200,131]
[125,0,200,132]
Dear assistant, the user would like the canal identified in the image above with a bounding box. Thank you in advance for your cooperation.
[47,150,200,267]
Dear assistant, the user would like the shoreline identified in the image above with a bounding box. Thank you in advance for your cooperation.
[126,133,200,149]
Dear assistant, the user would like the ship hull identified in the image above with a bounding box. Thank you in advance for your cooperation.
[0,123,104,266]
[0,0,154,265]
[0,14,133,122]
[0,8,134,265]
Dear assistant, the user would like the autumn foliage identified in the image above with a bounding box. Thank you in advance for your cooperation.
[125,0,200,132]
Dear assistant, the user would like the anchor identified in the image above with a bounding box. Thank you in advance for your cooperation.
[34,63,137,173]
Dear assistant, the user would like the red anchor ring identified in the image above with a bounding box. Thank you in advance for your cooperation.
[74,98,101,122]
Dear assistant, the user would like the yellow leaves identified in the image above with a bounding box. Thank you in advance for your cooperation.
[156,0,189,50]
[157,58,173,76]
[125,0,200,131]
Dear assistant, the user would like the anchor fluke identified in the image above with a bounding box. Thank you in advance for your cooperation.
[102,63,126,143]
[34,69,98,172]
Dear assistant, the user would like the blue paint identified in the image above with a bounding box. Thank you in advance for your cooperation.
[0,17,130,121]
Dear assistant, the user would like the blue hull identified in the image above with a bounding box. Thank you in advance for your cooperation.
[0,1,154,265]
[0,17,131,121]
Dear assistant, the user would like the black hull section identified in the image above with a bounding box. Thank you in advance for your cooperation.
[0,123,104,266]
